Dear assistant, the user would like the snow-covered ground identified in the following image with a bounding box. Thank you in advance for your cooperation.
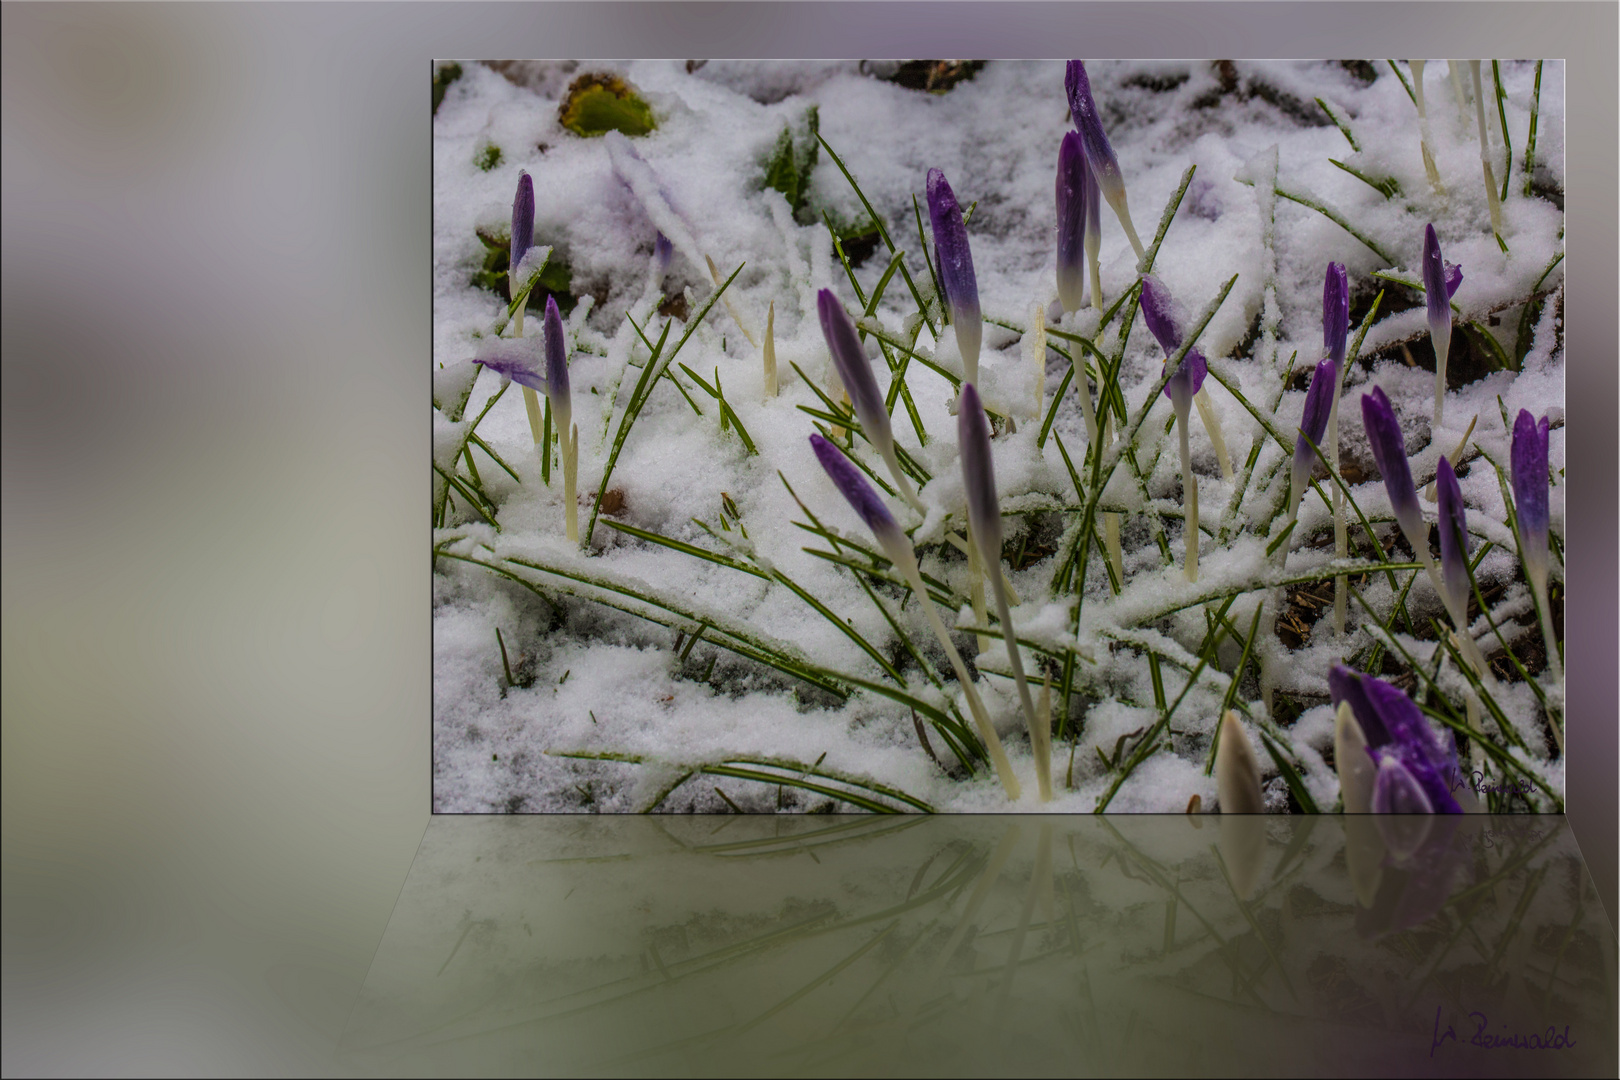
[432,60,1563,813]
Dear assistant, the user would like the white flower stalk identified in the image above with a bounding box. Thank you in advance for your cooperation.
[1023,302,1047,422]
[1408,60,1445,194]
[1469,61,1506,241]
[1193,388,1233,480]
[1448,60,1469,126]
[810,433,1021,800]
[961,383,1050,801]
[944,531,1020,605]
[966,521,991,658]
[762,300,778,399]
[1178,404,1200,582]
[706,253,758,349]
[1035,675,1054,803]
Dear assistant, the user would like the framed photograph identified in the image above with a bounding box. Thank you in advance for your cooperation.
[432,58,1565,816]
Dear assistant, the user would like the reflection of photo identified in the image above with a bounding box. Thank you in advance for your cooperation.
[432,60,1563,814]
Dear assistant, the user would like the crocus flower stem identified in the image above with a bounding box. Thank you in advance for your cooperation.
[967,521,991,657]
[878,542,1014,791]
[1176,399,1199,582]
[1408,60,1446,194]
[1025,301,1047,421]
[1085,167,1104,309]
[1193,389,1233,480]
[961,383,1049,800]
[1469,62,1506,242]
[706,254,758,349]
[1447,60,1468,119]
[521,387,546,478]
[810,442,1009,787]
[810,434,1021,800]
[1100,412,1123,586]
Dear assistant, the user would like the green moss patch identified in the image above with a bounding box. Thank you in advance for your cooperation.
[559,73,656,138]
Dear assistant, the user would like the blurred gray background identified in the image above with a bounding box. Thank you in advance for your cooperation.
[3,4,1613,1074]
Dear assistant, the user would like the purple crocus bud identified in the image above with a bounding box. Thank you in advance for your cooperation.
[1066,60,1144,261]
[926,168,982,382]
[1064,61,1122,202]
[817,289,893,452]
[1511,409,1550,567]
[1373,755,1435,814]
[1360,386,1425,555]
[1329,665,1463,814]
[1166,348,1208,407]
[543,295,570,427]
[1434,457,1470,627]
[957,383,1003,561]
[1323,262,1349,370]
[1138,275,1208,404]
[810,433,905,556]
[1328,665,1390,748]
[1422,224,1462,324]
[472,337,546,392]
[1138,273,1182,352]
[818,289,923,512]
[511,171,534,279]
[1055,132,1089,314]
[1289,359,1337,521]
[1423,224,1461,426]
[1511,408,1561,690]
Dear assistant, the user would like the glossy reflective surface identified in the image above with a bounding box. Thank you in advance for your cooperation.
[341,815,1613,1076]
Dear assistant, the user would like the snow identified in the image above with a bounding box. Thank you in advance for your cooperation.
[434,60,1563,813]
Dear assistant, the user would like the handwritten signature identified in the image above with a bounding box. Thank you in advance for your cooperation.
[1432,1006,1576,1056]
[1449,770,1534,796]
